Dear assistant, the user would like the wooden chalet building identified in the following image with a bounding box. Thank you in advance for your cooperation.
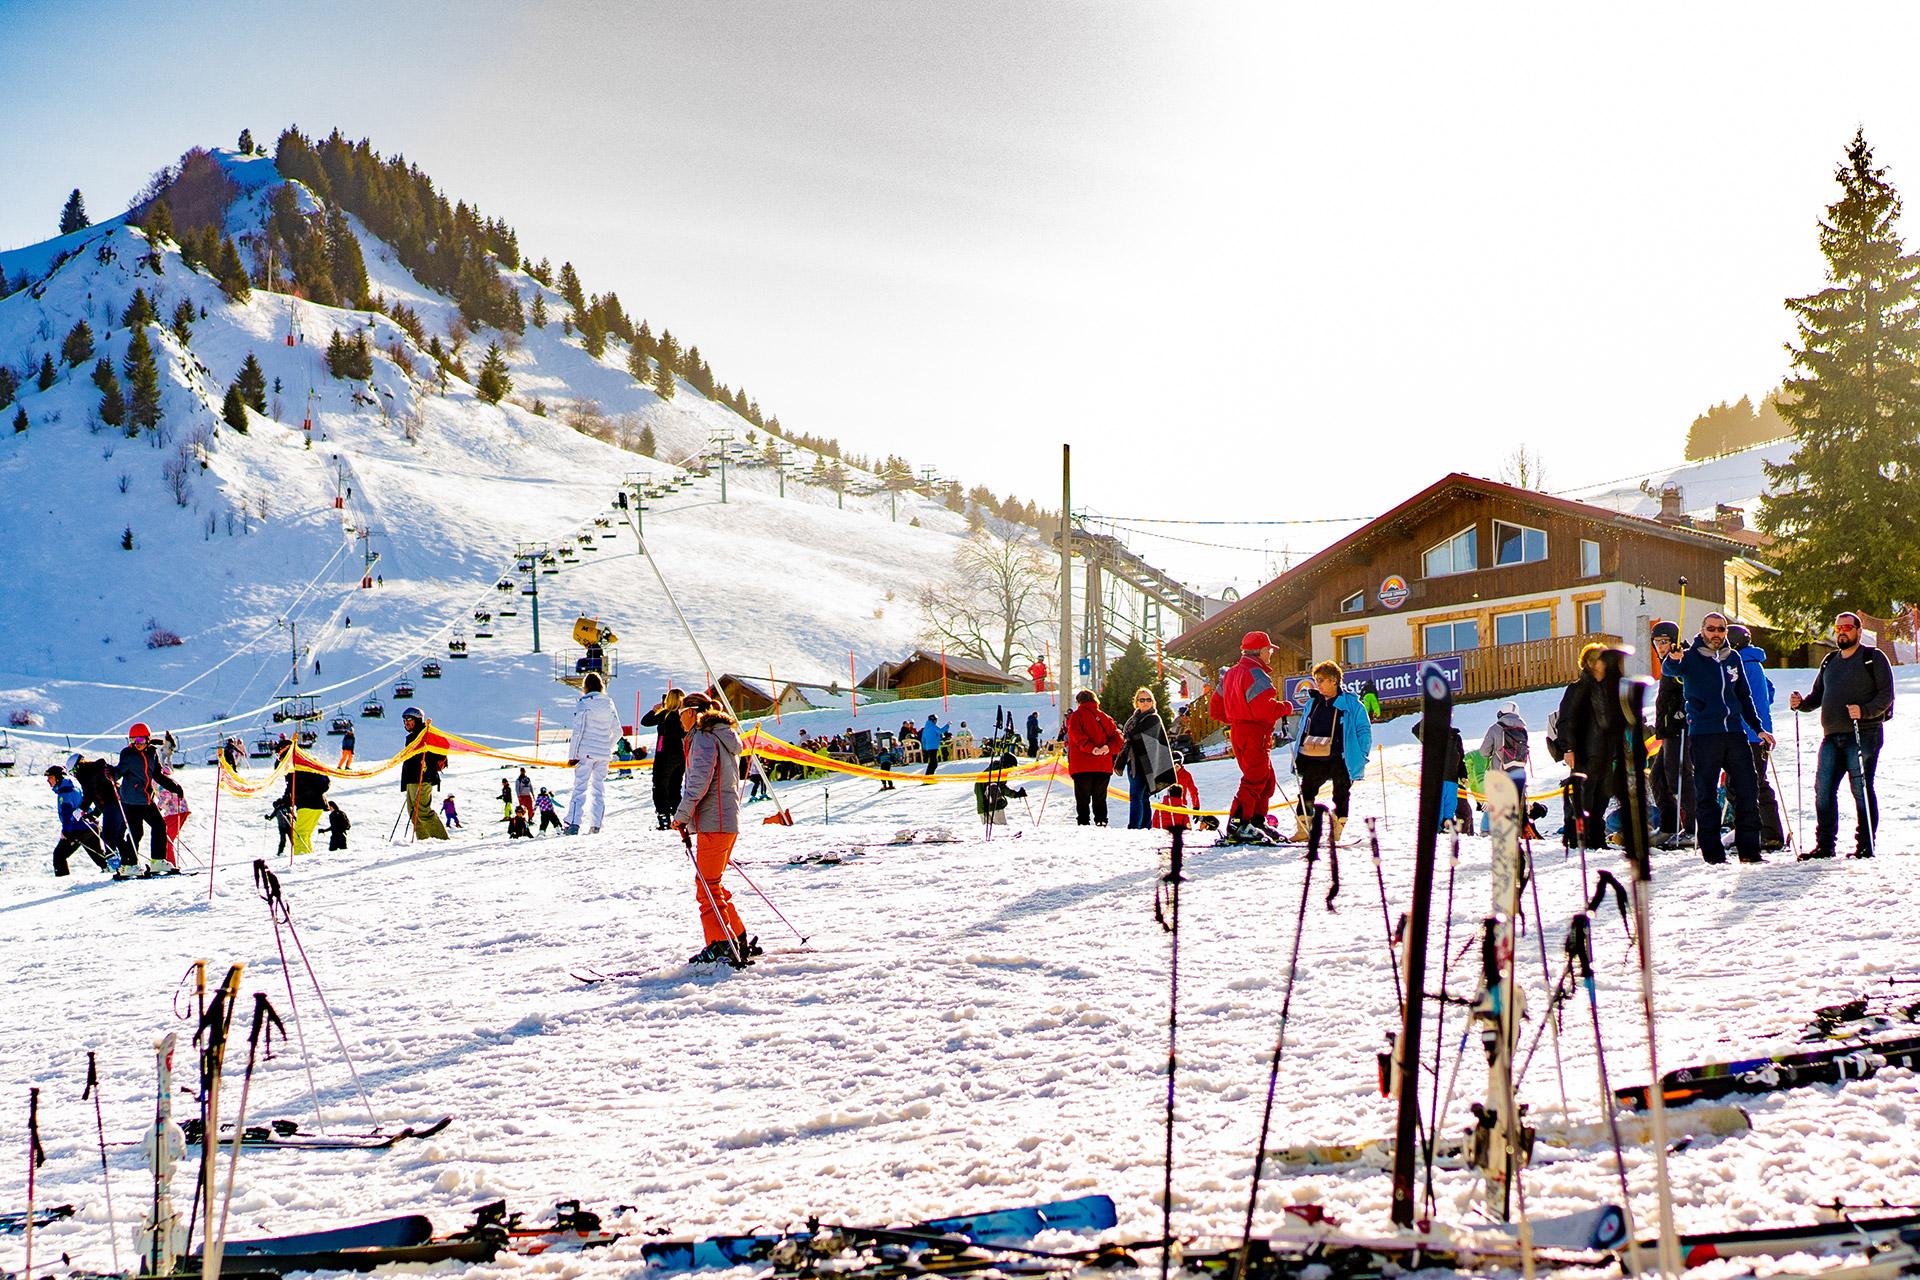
[1169,473,1776,703]
[858,650,1026,700]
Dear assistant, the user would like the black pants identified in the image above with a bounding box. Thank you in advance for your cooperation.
[653,764,684,822]
[1027,730,1040,758]
[1072,772,1109,826]
[1690,731,1760,862]
[54,829,109,876]
[925,750,941,776]
[124,803,167,866]
[94,795,135,860]
[1651,734,1693,837]
[539,809,562,831]
[1750,741,1785,847]
[1294,755,1351,818]
[1571,752,1626,850]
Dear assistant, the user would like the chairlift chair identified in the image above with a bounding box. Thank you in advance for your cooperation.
[448,628,469,658]
[394,680,416,698]
[594,516,612,527]
[250,734,278,760]
[496,577,514,592]
[421,661,442,679]
[474,621,494,639]
[328,717,354,735]
[540,556,558,575]
[498,599,518,616]
[473,608,492,624]
[361,700,385,718]
[295,728,318,748]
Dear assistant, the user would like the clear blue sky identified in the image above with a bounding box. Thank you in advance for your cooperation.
[8,1,1920,590]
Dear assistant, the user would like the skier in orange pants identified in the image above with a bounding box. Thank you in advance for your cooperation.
[672,693,758,967]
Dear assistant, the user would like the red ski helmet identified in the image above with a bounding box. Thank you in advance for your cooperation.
[128,722,152,741]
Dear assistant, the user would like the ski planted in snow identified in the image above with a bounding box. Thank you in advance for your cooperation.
[1268,1103,1751,1168]
[1470,767,1532,1223]
[141,1031,186,1277]
[1388,665,1452,1228]
[0,1203,75,1233]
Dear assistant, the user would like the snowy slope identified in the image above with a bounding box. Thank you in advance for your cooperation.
[0,669,1914,1277]
[0,150,996,764]
[1561,438,1797,524]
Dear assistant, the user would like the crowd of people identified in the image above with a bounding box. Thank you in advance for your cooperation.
[42,722,189,878]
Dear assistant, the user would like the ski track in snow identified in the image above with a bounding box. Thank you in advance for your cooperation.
[0,671,1915,1277]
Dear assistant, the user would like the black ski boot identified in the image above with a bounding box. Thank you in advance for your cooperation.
[688,940,728,964]
[733,931,764,959]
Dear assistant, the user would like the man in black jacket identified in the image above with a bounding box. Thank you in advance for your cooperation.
[1556,644,1623,850]
[1791,611,1896,858]
[68,751,136,864]
[399,707,449,840]
[1648,621,1695,848]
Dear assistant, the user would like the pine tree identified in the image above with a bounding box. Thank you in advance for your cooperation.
[170,299,195,346]
[123,327,161,433]
[637,424,656,456]
[1099,634,1167,727]
[98,370,126,429]
[121,289,156,329]
[348,332,373,379]
[530,291,547,328]
[216,236,251,303]
[476,341,511,403]
[1758,130,1920,633]
[625,339,648,382]
[236,352,267,412]
[326,331,349,379]
[238,128,255,154]
[325,206,369,307]
[59,189,89,235]
[557,261,585,315]
[90,357,113,393]
[222,382,250,432]
[580,315,607,358]
[651,353,675,400]
[0,366,13,410]
[142,199,175,245]
[12,406,26,434]
[36,353,57,391]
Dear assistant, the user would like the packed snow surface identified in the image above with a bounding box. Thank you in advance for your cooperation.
[1,671,1915,1279]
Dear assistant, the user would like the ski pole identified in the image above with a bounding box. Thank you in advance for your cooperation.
[679,827,746,967]
[1377,744,1388,828]
[214,994,283,1262]
[1157,827,1185,1280]
[25,1088,43,1280]
[83,1053,123,1274]
[1422,828,1460,1218]
[258,864,380,1124]
[1568,912,1644,1280]
[1767,749,1795,852]
[1794,711,1803,850]
[1851,719,1876,859]
[1522,834,1572,1122]
[1234,806,1325,1277]
[1365,818,1404,1018]
[727,860,809,946]
[254,861,328,1132]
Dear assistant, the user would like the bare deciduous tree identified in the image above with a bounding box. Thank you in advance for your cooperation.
[917,533,1058,673]
[1501,445,1549,491]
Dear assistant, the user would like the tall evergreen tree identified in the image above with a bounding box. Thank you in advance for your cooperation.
[11,407,25,434]
[476,341,511,403]
[1758,130,1920,633]
[216,236,251,302]
[170,299,195,347]
[123,327,160,433]
[90,357,114,393]
[36,353,57,391]
[121,288,156,329]
[98,371,126,429]
[324,206,369,307]
[651,353,675,400]
[141,199,175,245]
[236,352,267,411]
[59,189,89,235]
[529,291,547,328]
[238,128,255,154]
[1098,633,1168,727]
[580,315,607,358]
[637,424,657,456]
[557,261,585,315]
[0,366,16,410]
[625,339,649,383]
[222,382,250,433]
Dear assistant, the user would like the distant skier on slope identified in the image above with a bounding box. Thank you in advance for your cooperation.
[1209,630,1289,843]
[326,801,350,851]
[399,707,450,841]
[673,693,759,966]
[565,671,620,835]
[513,768,535,822]
[1026,710,1042,759]
[642,688,689,830]
[535,787,563,833]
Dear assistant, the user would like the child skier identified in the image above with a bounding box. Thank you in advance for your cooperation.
[46,765,113,877]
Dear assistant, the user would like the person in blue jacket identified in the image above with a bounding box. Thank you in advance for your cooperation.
[45,765,113,877]
[1660,612,1774,864]
[1289,660,1373,846]
[920,713,947,778]
[1726,623,1786,850]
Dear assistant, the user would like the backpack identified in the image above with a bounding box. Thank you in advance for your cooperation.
[1543,709,1562,759]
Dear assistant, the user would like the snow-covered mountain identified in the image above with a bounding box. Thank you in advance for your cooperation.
[0,147,993,763]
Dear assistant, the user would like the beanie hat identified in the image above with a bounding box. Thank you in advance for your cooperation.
[1650,620,1680,643]
[1241,630,1273,652]
[1726,623,1751,649]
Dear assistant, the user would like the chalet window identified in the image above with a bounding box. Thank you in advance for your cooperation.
[1580,538,1601,578]
[1422,619,1480,653]
[1494,607,1552,646]
[1493,520,1548,567]
[1581,599,1604,633]
[1338,634,1366,666]
[1422,525,1478,578]
[1340,590,1365,614]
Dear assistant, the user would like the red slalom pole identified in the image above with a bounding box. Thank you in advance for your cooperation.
[208,761,223,900]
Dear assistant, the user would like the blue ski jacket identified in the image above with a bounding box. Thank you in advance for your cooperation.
[920,716,945,753]
[1291,689,1372,782]
[53,776,91,835]
[1660,636,1765,738]
[1735,644,1775,742]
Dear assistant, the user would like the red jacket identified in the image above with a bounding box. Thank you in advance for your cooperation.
[1064,701,1124,774]
[1151,765,1200,830]
[1210,654,1287,733]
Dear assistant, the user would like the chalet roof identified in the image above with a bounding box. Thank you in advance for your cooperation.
[717,673,777,701]
[859,650,1022,688]
[1170,472,1774,660]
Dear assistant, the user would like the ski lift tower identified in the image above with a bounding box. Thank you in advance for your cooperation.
[513,541,548,653]
[356,528,382,589]
[707,427,733,503]
[618,473,651,538]
[771,444,795,498]
[275,618,307,687]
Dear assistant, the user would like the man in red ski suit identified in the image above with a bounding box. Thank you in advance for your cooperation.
[1209,631,1291,837]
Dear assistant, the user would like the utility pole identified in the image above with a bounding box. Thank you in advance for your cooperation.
[515,541,548,653]
[1059,444,1072,713]
[772,445,793,498]
[622,473,650,536]
[278,618,301,687]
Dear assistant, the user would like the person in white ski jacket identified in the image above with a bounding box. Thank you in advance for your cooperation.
[565,673,621,834]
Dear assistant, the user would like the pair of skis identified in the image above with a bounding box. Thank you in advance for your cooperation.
[182,1115,452,1150]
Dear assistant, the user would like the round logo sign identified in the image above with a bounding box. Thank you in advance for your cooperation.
[1378,575,1410,610]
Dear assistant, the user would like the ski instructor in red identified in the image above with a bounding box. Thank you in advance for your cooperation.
[1210,630,1292,844]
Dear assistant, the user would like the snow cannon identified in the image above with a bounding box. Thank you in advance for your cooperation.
[572,617,618,648]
